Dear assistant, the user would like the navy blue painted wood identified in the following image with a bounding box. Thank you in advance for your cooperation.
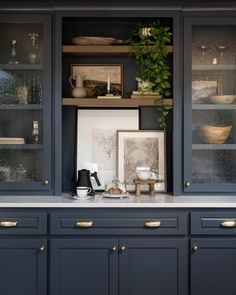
[50,211,188,235]
[119,238,187,295]
[191,211,236,235]
[50,238,118,295]
[191,238,236,295]
[0,239,47,295]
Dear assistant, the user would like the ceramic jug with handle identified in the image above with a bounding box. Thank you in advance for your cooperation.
[69,74,87,98]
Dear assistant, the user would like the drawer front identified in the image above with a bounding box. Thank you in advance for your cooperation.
[51,211,187,235]
[191,211,236,235]
[0,212,47,235]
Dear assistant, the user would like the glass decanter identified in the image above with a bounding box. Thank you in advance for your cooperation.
[28,33,39,64]
[8,39,19,65]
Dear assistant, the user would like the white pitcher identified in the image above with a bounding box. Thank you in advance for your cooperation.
[69,74,87,98]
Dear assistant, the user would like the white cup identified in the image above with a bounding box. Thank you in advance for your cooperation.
[75,187,92,199]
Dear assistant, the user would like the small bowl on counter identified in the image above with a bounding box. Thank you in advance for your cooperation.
[209,95,236,104]
[198,124,232,144]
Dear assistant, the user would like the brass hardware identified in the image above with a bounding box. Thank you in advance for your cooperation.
[185,181,191,187]
[120,245,126,251]
[192,245,198,252]
[220,220,236,228]
[39,245,45,252]
[144,221,161,228]
[43,180,49,185]
[0,221,17,228]
[112,246,117,252]
[75,221,93,228]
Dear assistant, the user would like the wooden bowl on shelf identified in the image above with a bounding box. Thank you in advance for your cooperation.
[72,36,118,46]
[198,125,232,144]
[209,95,236,104]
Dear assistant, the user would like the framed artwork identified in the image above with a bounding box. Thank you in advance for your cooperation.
[192,77,221,103]
[71,64,123,98]
[117,130,166,192]
[77,109,139,190]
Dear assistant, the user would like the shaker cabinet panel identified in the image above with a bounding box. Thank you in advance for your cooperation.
[0,239,47,295]
[0,14,51,191]
[50,239,118,295]
[184,17,236,192]
[191,238,236,295]
[119,239,187,295]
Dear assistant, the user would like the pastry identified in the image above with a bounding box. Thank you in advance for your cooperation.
[106,187,123,195]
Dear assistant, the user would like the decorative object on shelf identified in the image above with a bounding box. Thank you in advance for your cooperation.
[0,137,25,144]
[72,36,119,46]
[217,45,227,57]
[192,78,219,103]
[16,85,28,104]
[77,109,139,190]
[209,95,236,104]
[8,40,19,65]
[134,179,163,196]
[32,120,39,144]
[136,167,151,180]
[197,45,210,56]
[126,21,172,129]
[198,125,232,144]
[102,177,128,198]
[69,74,87,98]
[117,130,166,192]
[28,33,40,64]
[71,64,123,98]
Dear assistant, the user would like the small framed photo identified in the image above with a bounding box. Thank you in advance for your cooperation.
[192,76,221,103]
[117,130,166,192]
[71,64,123,98]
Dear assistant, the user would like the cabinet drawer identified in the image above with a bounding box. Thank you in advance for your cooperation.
[191,211,236,235]
[0,212,47,235]
[51,211,187,235]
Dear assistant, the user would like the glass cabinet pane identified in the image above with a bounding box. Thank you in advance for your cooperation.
[191,25,236,185]
[0,16,50,188]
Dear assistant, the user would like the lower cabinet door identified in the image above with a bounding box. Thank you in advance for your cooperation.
[0,239,47,295]
[51,239,118,295]
[191,238,236,295]
[119,238,187,295]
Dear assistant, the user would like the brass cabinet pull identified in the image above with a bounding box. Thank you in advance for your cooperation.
[120,245,126,251]
[39,245,45,252]
[43,180,49,185]
[185,181,191,187]
[220,220,236,228]
[0,221,18,228]
[75,221,93,228]
[144,221,161,228]
[192,245,198,252]
[112,246,117,252]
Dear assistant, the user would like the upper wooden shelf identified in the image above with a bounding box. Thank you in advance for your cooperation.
[62,98,173,107]
[62,45,173,57]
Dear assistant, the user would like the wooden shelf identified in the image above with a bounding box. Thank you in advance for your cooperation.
[192,104,236,110]
[62,98,173,107]
[193,65,236,71]
[62,45,173,57]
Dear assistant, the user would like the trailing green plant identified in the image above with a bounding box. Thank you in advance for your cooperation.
[126,21,173,129]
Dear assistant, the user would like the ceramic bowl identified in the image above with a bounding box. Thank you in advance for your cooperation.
[136,170,151,180]
[198,125,232,144]
[209,95,236,104]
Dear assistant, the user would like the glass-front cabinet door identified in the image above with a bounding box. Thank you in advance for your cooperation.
[0,15,51,191]
[184,17,236,192]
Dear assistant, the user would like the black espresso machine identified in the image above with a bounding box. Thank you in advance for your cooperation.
[76,169,101,196]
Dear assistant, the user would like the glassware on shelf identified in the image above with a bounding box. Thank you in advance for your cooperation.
[217,45,227,57]
[197,45,210,56]
[8,40,19,65]
[28,33,40,64]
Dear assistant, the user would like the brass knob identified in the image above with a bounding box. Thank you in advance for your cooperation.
[43,180,49,185]
[185,181,191,187]
[39,245,45,252]
[112,246,117,252]
[192,245,198,252]
[120,245,126,251]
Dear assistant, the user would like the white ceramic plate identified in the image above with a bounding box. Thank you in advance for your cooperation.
[102,192,129,199]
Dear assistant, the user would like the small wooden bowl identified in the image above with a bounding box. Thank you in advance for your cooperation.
[209,95,236,104]
[198,125,232,144]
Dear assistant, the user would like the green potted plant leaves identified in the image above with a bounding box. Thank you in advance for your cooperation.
[126,21,172,129]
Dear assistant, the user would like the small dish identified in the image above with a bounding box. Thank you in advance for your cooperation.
[102,192,129,199]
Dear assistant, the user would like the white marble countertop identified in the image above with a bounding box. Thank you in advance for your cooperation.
[0,194,236,208]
